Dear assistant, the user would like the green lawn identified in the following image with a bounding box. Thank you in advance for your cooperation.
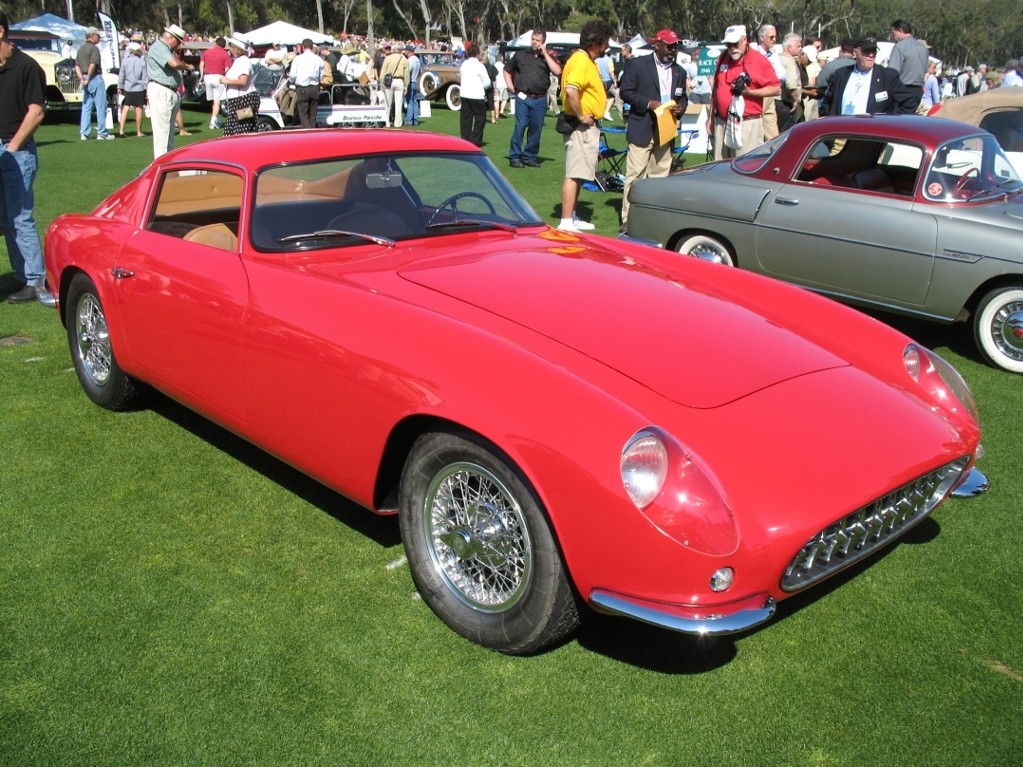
[1,104,1021,767]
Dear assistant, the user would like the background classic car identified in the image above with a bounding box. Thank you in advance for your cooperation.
[11,29,119,115]
[929,88,1023,176]
[45,130,985,654]
[623,115,1023,374]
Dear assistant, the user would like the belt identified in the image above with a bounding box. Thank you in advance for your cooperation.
[151,81,178,91]
[715,114,761,121]
[522,92,546,99]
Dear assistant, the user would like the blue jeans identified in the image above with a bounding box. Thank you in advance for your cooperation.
[0,138,44,283]
[406,82,420,124]
[80,75,109,137]
[509,95,547,163]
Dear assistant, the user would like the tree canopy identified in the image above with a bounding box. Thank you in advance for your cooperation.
[6,0,1018,67]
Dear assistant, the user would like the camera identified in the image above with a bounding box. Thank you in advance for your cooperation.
[731,73,751,96]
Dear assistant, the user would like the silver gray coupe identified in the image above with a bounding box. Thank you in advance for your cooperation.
[623,115,1023,373]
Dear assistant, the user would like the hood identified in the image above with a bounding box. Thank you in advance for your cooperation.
[398,236,848,408]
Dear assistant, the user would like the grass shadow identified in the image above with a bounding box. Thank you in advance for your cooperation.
[147,391,401,549]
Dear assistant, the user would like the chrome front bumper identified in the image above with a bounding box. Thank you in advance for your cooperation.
[590,590,776,637]
[950,467,989,498]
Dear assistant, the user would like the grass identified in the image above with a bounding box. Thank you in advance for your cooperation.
[2,103,1022,767]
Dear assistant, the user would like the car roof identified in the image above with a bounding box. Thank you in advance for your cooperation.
[932,89,1023,124]
[787,114,986,146]
[159,130,481,168]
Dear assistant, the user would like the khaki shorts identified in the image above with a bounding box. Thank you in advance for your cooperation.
[564,123,600,181]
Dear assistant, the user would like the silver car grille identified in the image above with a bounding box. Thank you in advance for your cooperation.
[781,457,970,592]
[56,67,81,95]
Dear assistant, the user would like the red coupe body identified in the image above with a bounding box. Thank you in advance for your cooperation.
[45,130,985,652]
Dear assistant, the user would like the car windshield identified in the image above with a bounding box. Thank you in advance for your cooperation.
[250,151,545,251]
[923,133,1023,201]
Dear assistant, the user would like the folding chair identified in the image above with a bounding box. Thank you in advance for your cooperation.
[595,126,626,192]
[670,129,700,173]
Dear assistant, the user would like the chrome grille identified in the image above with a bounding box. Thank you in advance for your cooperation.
[781,457,970,592]
[56,66,81,95]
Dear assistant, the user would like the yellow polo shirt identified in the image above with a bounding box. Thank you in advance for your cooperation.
[561,50,606,119]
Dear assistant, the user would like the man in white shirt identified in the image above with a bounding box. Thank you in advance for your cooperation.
[290,39,324,128]
[756,24,787,138]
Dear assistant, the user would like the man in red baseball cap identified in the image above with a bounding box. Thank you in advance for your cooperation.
[617,29,687,231]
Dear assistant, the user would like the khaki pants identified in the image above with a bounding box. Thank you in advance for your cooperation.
[712,117,765,160]
[621,139,672,226]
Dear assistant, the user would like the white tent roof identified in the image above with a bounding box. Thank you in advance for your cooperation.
[11,13,87,44]
[507,30,621,49]
[242,21,333,47]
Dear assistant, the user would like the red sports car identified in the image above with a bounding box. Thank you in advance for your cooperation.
[45,130,987,654]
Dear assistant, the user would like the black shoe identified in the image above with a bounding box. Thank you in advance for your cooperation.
[523,159,541,167]
[6,283,39,304]
[509,159,525,168]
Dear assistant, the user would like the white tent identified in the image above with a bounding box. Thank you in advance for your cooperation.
[11,13,87,45]
[507,30,621,49]
[242,21,333,47]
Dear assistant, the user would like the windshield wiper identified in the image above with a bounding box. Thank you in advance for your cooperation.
[278,229,395,247]
[968,177,1023,201]
[425,219,518,233]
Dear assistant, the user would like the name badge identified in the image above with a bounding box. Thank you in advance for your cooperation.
[875,90,889,102]
[674,87,684,98]
[719,64,728,73]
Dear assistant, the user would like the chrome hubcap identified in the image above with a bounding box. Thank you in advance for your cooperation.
[685,242,729,265]
[76,294,112,385]
[424,462,531,611]
[991,304,1023,361]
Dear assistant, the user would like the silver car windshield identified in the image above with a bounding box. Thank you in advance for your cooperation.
[923,133,1023,201]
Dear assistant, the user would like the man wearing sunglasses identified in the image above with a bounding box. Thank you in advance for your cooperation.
[618,29,687,231]
[820,37,916,116]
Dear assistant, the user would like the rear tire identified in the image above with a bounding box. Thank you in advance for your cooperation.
[66,273,142,410]
[973,286,1023,373]
[675,233,735,267]
[399,432,579,654]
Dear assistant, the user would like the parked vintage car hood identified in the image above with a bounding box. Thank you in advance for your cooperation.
[398,237,848,408]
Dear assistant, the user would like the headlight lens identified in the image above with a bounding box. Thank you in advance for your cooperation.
[903,344,980,426]
[621,431,668,509]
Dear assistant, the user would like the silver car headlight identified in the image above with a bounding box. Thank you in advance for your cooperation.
[903,344,980,427]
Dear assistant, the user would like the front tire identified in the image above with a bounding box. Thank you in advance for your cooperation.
[445,84,461,111]
[973,286,1023,373]
[675,233,735,266]
[66,273,142,410]
[255,115,277,132]
[399,432,579,654]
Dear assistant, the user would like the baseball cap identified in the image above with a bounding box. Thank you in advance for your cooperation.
[84,26,102,37]
[853,36,878,53]
[722,25,746,44]
[650,29,680,45]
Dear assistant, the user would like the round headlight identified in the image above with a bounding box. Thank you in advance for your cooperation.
[903,343,980,426]
[710,567,734,592]
[621,431,668,509]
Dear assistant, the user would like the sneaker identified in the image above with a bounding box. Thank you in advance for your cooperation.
[556,222,581,233]
[572,217,595,231]
[80,134,89,141]
[97,134,115,140]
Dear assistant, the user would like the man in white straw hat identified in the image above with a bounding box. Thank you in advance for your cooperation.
[145,24,195,158]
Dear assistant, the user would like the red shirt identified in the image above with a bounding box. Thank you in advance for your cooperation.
[712,47,779,119]
[201,45,233,76]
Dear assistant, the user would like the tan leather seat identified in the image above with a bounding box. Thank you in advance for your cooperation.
[183,223,238,251]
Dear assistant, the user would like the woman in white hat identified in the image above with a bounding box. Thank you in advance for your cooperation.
[118,42,148,137]
[220,36,260,135]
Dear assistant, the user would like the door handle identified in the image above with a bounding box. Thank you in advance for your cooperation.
[774,197,799,206]
[111,267,135,279]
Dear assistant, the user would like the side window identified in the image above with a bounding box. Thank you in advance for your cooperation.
[797,138,920,195]
[147,169,243,251]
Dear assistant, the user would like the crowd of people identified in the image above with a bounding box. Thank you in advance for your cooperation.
[4,10,1023,304]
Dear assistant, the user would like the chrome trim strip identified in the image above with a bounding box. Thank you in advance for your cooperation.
[617,233,664,249]
[590,590,776,636]
[950,467,989,498]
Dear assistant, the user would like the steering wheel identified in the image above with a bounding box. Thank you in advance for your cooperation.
[427,191,496,226]
[952,167,980,198]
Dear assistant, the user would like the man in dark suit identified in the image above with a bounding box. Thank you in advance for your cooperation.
[821,37,916,116]
[618,29,687,231]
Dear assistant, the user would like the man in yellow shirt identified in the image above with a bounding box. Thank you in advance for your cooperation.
[558,20,614,232]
